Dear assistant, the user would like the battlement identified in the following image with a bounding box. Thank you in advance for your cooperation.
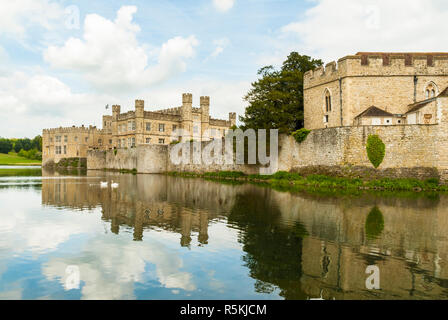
[112,105,121,113]
[153,107,182,115]
[304,53,448,89]
[229,112,237,120]
[182,93,193,104]
[117,111,136,121]
[42,125,105,134]
[200,96,210,107]
[135,99,144,109]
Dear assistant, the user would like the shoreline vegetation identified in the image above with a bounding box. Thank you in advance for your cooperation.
[166,171,448,193]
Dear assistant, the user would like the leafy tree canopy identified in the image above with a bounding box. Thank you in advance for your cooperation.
[240,52,323,134]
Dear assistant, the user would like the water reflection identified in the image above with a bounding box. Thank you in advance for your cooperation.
[1,169,448,299]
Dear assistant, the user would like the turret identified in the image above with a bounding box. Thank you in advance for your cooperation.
[112,105,121,119]
[229,112,237,127]
[135,99,144,117]
[181,93,193,140]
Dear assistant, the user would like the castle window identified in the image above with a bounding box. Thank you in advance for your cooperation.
[109,139,112,144]
[173,125,177,131]
[324,115,329,123]
[85,137,88,143]
[159,124,165,132]
[64,135,68,142]
[118,140,121,148]
[74,136,78,142]
[146,123,151,131]
[159,138,165,144]
[63,145,67,154]
[98,139,102,146]
[425,82,439,99]
[146,138,151,144]
[55,136,61,143]
[131,138,135,147]
[324,90,332,112]
[132,121,136,131]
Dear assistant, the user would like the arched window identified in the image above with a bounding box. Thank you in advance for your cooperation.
[324,89,332,112]
[424,82,438,99]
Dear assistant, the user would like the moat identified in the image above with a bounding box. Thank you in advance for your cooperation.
[1,169,448,300]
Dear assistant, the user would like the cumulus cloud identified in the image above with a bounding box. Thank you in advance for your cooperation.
[0,0,63,38]
[43,237,196,299]
[44,6,199,92]
[0,70,115,137]
[213,0,235,12]
[281,0,448,62]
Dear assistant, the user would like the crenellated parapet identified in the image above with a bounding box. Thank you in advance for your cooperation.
[304,53,448,89]
[143,111,182,122]
[43,125,104,134]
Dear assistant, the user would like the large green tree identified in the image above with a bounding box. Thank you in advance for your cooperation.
[240,52,323,134]
[0,138,12,154]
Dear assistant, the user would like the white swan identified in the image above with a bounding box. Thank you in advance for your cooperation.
[100,181,108,188]
[111,181,119,189]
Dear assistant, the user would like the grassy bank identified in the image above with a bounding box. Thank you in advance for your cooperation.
[0,153,41,166]
[0,168,42,177]
[166,171,448,192]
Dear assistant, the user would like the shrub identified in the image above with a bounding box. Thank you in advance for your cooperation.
[292,128,311,144]
[366,135,385,169]
[114,149,118,156]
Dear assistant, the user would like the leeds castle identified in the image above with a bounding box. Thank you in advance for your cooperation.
[304,52,448,129]
[44,52,448,181]
[42,93,236,165]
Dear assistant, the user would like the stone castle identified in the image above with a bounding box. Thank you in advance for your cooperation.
[42,93,236,165]
[304,52,448,129]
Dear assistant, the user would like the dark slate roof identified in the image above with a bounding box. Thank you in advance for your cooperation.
[354,106,394,119]
[406,98,436,114]
[438,86,448,98]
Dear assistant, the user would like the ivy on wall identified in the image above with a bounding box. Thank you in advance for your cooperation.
[292,128,311,144]
[366,135,385,169]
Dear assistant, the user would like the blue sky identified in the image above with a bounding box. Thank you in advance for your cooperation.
[1,0,448,137]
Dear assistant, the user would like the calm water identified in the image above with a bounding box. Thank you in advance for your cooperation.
[0,169,447,300]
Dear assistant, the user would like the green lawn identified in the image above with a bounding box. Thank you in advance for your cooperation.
[0,153,41,165]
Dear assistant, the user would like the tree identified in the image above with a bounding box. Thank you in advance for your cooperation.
[0,138,12,154]
[32,135,42,152]
[240,52,323,134]
[14,140,23,153]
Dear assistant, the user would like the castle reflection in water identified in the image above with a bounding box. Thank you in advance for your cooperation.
[41,168,448,300]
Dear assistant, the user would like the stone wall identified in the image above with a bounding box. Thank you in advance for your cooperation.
[304,54,448,130]
[88,95,448,182]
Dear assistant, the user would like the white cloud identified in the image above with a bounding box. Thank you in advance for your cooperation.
[210,38,230,58]
[0,70,115,137]
[0,0,63,38]
[281,0,448,62]
[213,0,235,12]
[44,6,199,93]
[42,237,196,299]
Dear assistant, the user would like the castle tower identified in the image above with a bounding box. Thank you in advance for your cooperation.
[181,93,193,141]
[112,105,121,119]
[111,105,121,147]
[135,100,145,145]
[200,96,210,139]
[229,112,237,127]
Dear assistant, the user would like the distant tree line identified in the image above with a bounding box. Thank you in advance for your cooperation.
[0,136,42,160]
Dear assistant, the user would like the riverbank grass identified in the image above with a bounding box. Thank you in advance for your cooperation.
[167,171,448,192]
[0,153,41,166]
